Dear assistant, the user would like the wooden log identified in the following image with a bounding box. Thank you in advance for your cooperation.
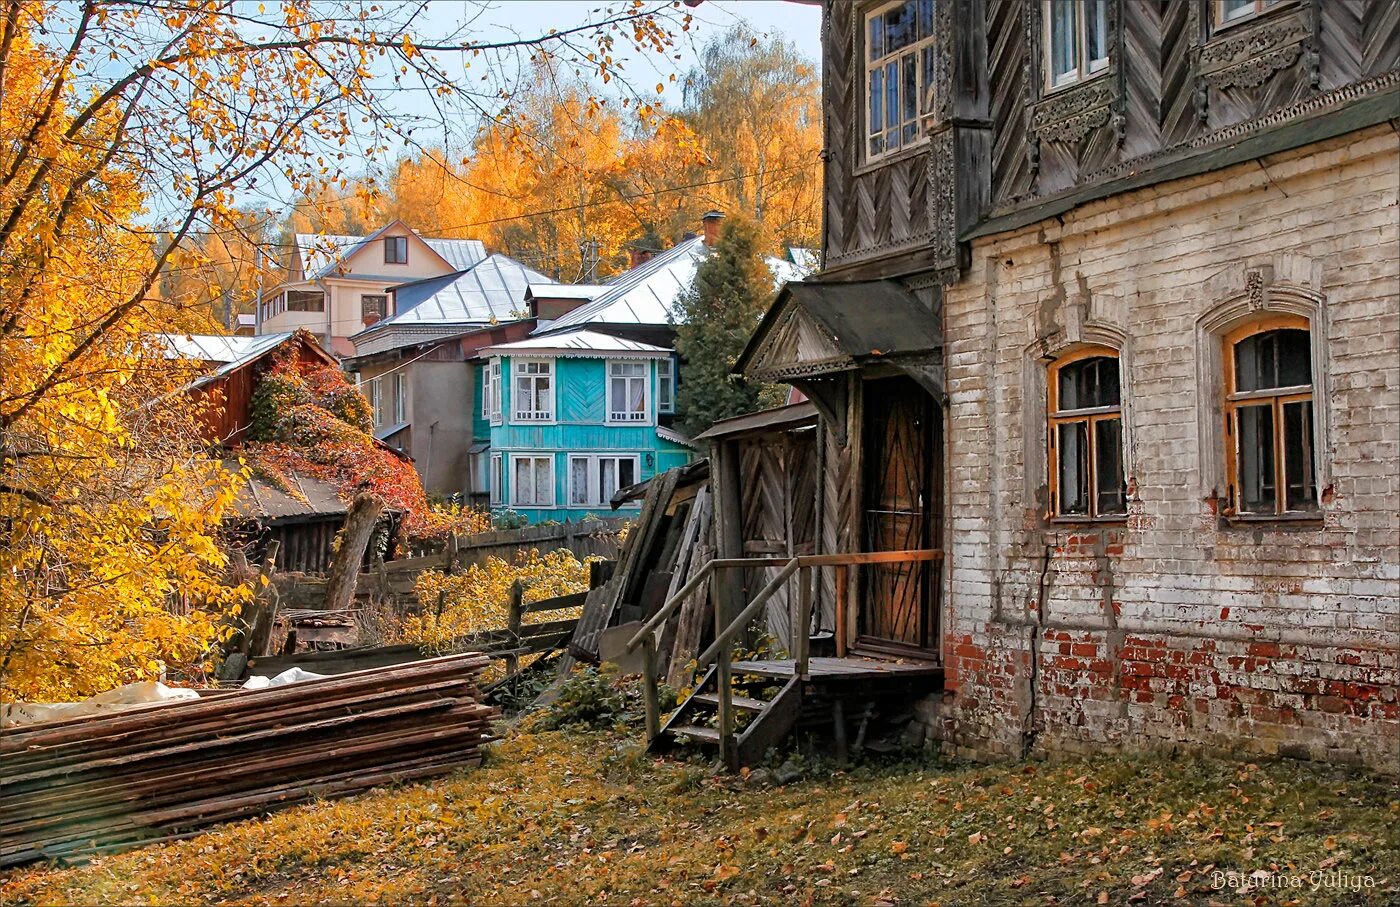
[324,493,384,614]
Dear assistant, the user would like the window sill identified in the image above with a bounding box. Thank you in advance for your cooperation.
[1042,65,1110,98]
[1222,512,1323,528]
[1047,515,1128,528]
[853,139,929,178]
[1209,0,1297,34]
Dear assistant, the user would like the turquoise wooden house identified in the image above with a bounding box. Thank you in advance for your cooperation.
[476,329,694,523]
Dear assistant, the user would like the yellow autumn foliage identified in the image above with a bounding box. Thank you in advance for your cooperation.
[398,549,596,647]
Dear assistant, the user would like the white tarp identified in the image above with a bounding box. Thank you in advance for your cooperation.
[0,681,200,727]
[240,667,328,690]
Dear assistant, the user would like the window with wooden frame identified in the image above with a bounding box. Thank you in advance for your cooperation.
[384,235,409,264]
[863,0,936,163]
[1043,0,1109,91]
[1214,0,1288,30]
[486,359,502,425]
[512,359,554,423]
[1222,316,1318,518]
[1048,348,1126,519]
[361,294,388,319]
[510,454,554,508]
[607,360,649,424]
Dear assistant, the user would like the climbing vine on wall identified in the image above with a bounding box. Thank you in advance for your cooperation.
[244,335,488,541]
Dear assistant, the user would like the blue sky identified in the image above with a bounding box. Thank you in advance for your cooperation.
[245,1,824,218]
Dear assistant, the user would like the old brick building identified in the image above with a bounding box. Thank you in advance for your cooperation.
[737,0,1398,772]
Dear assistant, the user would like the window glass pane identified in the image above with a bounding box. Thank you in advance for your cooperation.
[1094,418,1126,515]
[1276,330,1312,387]
[1235,329,1311,391]
[869,67,884,136]
[868,13,884,62]
[1058,356,1119,411]
[1221,0,1254,21]
[514,459,530,503]
[902,53,918,143]
[884,2,915,53]
[1283,400,1318,511]
[1086,0,1108,67]
[1050,0,1078,82]
[885,61,899,147]
[918,0,934,39]
[535,458,551,504]
[601,459,617,500]
[1057,421,1089,515]
[921,47,936,115]
[1236,404,1276,513]
[570,459,588,505]
[619,458,636,489]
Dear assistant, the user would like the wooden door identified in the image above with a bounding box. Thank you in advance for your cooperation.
[859,375,940,655]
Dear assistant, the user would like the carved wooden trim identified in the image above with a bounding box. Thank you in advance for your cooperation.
[1023,0,1124,150]
[1190,0,1316,122]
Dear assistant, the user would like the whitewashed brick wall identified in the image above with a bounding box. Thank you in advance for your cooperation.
[935,125,1400,772]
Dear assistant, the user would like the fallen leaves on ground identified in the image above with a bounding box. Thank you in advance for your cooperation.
[1,727,1396,906]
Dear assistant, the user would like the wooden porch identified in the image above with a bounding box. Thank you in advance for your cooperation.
[627,549,943,769]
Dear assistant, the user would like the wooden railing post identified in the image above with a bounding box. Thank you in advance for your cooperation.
[797,566,812,680]
[641,633,660,741]
[834,564,849,658]
[505,580,523,676]
[712,571,734,769]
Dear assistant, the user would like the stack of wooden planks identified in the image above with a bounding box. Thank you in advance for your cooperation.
[0,653,496,867]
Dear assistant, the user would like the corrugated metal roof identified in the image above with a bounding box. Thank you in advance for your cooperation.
[480,329,672,358]
[349,254,554,357]
[533,236,708,335]
[157,332,292,367]
[296,229,487,280]
[765,247,821,288]
[422,237,488,270]
[295,234,362,280]
[383,254,552,324]
[526,283,605,300]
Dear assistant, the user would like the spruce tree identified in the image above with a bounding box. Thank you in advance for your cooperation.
[671,219,784,436]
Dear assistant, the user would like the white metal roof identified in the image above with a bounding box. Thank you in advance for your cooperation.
[532,236,708,335]
[526,283,606,300]
[157,332,293,368]
[765,246,821,288]
[480,329,672,359]
[296,229,487,280]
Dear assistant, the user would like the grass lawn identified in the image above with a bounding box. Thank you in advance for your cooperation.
[3,708,1396,907]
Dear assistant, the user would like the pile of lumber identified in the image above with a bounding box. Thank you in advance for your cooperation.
[0,653,496,867]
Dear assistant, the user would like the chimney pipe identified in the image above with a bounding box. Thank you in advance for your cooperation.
[701,210,725,248]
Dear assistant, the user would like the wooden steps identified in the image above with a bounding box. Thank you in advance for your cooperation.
[649,655,943,768]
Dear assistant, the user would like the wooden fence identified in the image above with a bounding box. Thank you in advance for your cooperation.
[274,518,627,611]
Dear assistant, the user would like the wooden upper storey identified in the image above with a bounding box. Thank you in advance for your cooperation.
[821,0,1400,279]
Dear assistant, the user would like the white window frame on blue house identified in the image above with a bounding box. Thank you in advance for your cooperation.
[568,453,640,508]
[606,359,650,425]
[513,358,555,424]
[486,358,502,425]
[657,357,676,414]
[489,452,503,505]
[393,372,408,424]
[510,453,554,507]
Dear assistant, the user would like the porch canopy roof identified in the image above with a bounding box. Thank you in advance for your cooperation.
[734,279,941,383]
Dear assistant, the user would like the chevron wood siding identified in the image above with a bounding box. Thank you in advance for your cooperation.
[822,4,936,271]
[822,0,1399,262]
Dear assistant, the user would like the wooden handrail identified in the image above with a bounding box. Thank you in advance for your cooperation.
[696,558,801,668]
[628,549,945,655]
[636,548,943,757]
